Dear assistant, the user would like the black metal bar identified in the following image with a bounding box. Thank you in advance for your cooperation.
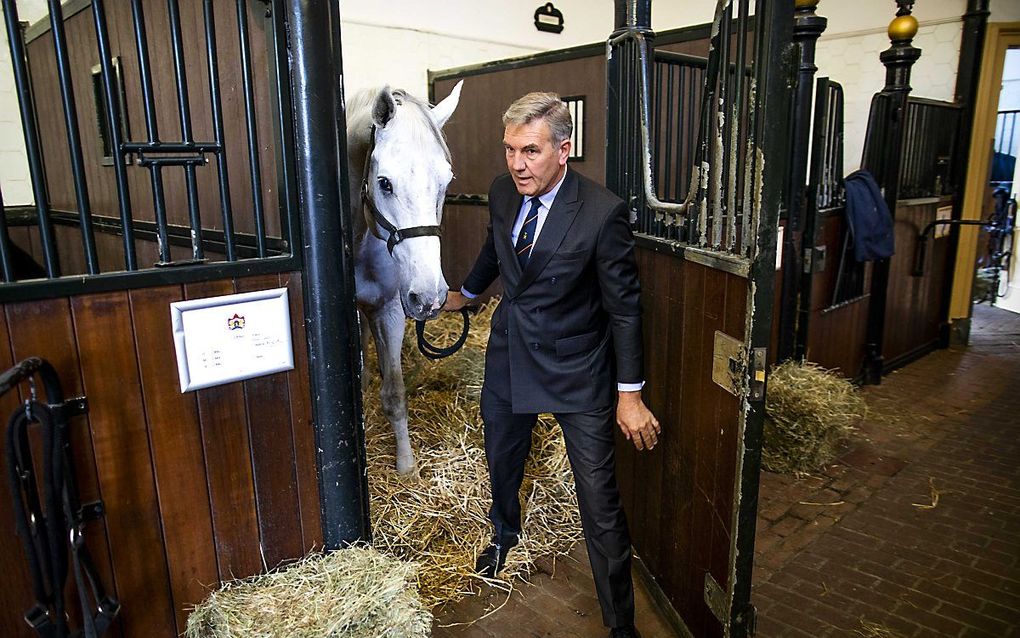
[238,0,268,258]
[731,0,793,635]
[286,0,370,545]
[3,2,59,278]
[136,155,209,168]
[0,183,13,281]
[121,142,221,153]
[777,0,826,362]
[130,0,172,264]
[166,0,204,261]
[48,0,100,275]
[0,254,300,305]
[91,0,137,271]
[941,0,990,346]
[203,0,237,262]
[913,218,988,277]
[795,77,833,360]
[861,0,922,385]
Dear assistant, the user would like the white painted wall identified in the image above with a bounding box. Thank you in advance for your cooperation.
[0,0,46,206]
[814,0,966,172]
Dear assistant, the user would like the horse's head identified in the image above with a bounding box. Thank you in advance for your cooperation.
[362,81,463,321]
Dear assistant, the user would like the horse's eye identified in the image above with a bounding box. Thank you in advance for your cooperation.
[377,176,393,194]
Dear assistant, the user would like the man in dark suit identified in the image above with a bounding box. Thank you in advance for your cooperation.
[444,92,659,638]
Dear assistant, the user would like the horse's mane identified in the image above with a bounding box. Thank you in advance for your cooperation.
[347,87,451,163]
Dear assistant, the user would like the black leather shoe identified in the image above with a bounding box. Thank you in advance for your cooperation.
[608,626,641,638]
[475,537,517,578]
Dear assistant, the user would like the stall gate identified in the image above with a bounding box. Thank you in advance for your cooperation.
[0,1,366,637]
[434,0,792,635]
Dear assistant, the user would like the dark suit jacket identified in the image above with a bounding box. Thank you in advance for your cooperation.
[463,168,643,414]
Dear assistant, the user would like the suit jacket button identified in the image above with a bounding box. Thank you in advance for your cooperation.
[504,329,508,335]
[551,277,557,284]
[532,343,540,350]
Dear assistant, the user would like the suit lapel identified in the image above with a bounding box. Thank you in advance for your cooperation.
[517,168,580,292]
[494,189,525,285]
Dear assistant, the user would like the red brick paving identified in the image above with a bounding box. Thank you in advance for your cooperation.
[430,306,1020,637]
[753,304,1020,637]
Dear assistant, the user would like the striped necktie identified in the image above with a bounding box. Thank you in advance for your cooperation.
[515,197,541,269]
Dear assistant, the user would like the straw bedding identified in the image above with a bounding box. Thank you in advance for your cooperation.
[184,546,430,638]
[365,300,583,607]
[762,360,865,474]
[188,299,583,636]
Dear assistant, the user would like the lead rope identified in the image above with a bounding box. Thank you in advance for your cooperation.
[415,307,473,360]
[5,392,120,638]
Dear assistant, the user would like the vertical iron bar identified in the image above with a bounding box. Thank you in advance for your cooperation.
[0,184,13,281]
[714,0,731,250]
[131,0,171,263]
[237,0,268,258]
[777,0,826,361]
[2,0,59,277]
[91,0,137,270]
[731,0,794,634]
[47,0,99,274]
[287,0,370,544]
[664,62,674,204]
[796,76,831,359]
[167,0,203,261]
[266,0,300,256]
[203,0,237,262]
[861,0,922,384]
[730,0,749,252]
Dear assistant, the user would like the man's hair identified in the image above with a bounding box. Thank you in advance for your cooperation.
[502,92,573,145]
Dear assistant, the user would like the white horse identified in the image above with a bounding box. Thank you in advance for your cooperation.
[347,81,463,474]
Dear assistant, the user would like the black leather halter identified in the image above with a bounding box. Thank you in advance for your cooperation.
[361,125,443,255]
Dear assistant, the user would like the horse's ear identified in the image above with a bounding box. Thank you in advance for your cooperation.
[372,86,397,128]
[431,80,463,129]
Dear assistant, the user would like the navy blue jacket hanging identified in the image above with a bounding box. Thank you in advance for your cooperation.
[843,169,895,262]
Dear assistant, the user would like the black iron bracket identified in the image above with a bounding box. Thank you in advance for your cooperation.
[913,219,989,276]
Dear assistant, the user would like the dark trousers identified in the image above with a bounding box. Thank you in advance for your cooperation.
[480,389,635,628]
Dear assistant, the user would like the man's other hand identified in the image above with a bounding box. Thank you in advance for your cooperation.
[616,391,661,451]
[443,290,470,312]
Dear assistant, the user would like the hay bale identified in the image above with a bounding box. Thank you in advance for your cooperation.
[185,546,430,638]
[363,299,583,608]
[763,360,865,474]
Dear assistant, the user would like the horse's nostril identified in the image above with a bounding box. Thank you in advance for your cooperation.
[408,291,425,311]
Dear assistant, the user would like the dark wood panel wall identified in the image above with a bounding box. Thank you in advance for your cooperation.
[803,213,871,377]
[0,272,320,638]
[882,200,951,367]
[615,248,746,638]
[24,0,281,273]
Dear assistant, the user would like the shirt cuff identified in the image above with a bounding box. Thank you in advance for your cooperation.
[460,287,478,299]
[617,381,645,392]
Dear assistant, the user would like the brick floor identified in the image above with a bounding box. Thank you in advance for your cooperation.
[431,306,1020,637]
[753,304,1020,637]
[431,542,676,638]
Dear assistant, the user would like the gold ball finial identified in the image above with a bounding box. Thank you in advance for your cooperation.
[795,0,820,9]
[888,14,918,41]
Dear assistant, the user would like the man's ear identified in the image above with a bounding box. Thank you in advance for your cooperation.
[559,139,572,165]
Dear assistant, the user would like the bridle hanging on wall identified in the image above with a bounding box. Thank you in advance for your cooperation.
[2,358,120,638]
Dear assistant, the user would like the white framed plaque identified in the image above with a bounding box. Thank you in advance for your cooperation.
[171,287,294,392]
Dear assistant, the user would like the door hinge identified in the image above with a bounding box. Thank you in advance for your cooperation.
[704,572,728,625]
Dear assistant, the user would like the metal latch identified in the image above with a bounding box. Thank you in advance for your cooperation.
[749,347,767,401]
[712,331,744,396]
[803,245,826,274]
